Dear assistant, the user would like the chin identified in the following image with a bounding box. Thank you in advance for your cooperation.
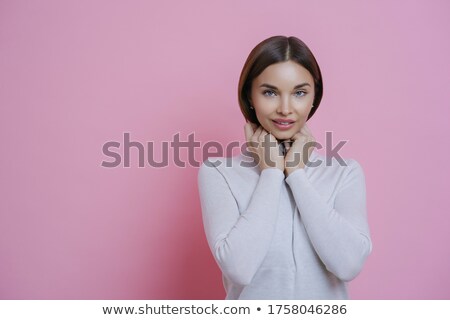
[272,131,294,141]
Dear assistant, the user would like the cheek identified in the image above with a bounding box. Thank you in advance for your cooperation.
[253,97,275,114]
[293,100,313,115]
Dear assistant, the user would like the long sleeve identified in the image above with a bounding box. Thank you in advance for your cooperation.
[285,159,372,281]
[198,159,285,286]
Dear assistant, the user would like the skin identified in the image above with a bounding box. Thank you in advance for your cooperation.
[244,60,317,176]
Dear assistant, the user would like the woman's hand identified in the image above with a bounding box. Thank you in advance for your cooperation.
[244,122,285,173]
[284,124,316,176]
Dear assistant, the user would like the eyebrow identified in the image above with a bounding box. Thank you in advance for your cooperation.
[259,83,311,90]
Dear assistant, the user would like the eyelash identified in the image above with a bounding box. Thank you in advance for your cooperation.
[262,90,306,97]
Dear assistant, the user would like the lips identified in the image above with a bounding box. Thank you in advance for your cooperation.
[272,119,295,130]
[273,118,295,125]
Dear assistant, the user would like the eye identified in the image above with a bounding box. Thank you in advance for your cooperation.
[294,90,306,97]
[262,90,277,97]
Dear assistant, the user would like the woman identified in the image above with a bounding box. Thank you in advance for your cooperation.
[198,35,372,299]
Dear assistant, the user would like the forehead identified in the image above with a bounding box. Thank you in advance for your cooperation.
[253,60,314,86]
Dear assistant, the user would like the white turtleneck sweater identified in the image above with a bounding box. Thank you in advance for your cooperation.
[197,148,372,300]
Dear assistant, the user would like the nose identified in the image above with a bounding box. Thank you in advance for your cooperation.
[277,96,292,115]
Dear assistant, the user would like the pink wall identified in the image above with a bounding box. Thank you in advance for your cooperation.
[1,0,449,299]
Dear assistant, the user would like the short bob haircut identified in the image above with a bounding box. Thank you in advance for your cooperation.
[238,35,323,124]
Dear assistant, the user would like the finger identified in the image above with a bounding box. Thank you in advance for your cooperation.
[300,125,308,134]
[255,126,266,140]
[259,128,273,144]
[301,124,313,136]
[244,122,254,142]
[258,127,267,140]
[253,126,263,141]
[304,129,315,143]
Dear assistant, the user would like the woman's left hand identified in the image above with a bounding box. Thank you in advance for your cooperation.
[284,124,316,176]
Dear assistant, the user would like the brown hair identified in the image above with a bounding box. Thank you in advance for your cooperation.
[238,35,323,124]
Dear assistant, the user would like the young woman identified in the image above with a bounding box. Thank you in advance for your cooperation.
[198,35,372,299]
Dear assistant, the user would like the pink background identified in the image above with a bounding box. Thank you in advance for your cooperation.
[1,0,449,299]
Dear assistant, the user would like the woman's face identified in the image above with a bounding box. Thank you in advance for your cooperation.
[250,60,315,141]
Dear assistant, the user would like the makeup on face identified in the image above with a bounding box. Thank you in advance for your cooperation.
[250,61,315,141]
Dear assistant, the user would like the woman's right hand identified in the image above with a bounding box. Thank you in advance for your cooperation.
[244,122,285,173]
